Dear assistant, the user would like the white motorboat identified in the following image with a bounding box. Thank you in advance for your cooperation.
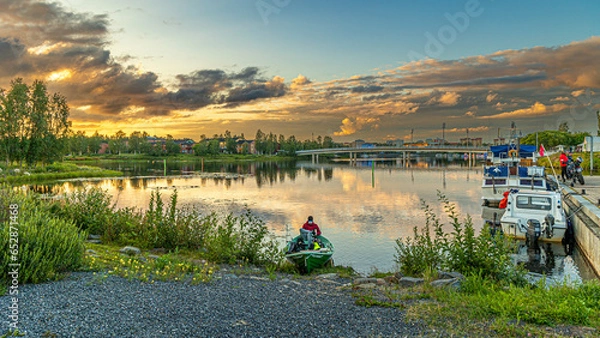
[486,189,569,243]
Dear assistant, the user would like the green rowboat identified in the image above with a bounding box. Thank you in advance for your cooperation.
[285,234,334,273]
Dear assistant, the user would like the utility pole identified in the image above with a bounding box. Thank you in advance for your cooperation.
[411,128,414,145]
[466,128,469,147]
[442,122,446,146]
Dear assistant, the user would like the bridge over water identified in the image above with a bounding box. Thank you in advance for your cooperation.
[296,145,488,166]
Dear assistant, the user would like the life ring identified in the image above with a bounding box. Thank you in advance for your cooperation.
[508,149,518,158]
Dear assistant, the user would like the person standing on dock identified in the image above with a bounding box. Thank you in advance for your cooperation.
[560,151,569,182]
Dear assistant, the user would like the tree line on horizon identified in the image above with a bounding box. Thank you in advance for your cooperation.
[67,129,339,157]
[520,122,590,149]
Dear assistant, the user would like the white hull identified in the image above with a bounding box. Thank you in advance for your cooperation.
[501,222,567,242]
[482,189,568,243]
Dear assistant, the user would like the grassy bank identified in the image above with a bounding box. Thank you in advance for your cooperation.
[0,162,122,184]
[65,153,298,163]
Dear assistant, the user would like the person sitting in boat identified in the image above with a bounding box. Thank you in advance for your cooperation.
[299,216,322,250]
[498,191,510,209]
[302,216,321,236]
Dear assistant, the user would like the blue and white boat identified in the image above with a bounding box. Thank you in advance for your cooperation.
[482,144,550,205]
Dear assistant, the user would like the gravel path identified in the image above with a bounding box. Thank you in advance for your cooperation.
[1,271,432,338]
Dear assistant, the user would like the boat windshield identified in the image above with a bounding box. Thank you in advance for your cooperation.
[515,196,552,210]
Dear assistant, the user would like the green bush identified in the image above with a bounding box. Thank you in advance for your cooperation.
[203,209,282,265]
[395,191,518,282]
[0,188,85,284]
[52,187,113,235]
[50,187,282,267]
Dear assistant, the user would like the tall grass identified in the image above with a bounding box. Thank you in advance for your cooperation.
[395,191,520,282]
[53,187,283,267]
[422,274,600,330]
[0,187,85,284]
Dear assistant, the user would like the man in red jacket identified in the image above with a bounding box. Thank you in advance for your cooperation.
[302,216,321,236]
[559,151,569,182]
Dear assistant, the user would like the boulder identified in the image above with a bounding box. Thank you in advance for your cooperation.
[85,249,99,258]
[355,283,377,290]
[430,277,462,290]
[119,246,141,255]
[353,277,379,285]
[437,271,464,280]
[316,273,338,280]
[398,277,424,287]
[384,276,399,284]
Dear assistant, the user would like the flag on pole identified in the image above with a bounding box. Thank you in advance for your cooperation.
[539,144,546,157]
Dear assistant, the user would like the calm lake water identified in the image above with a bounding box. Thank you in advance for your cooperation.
[30,158,596,279]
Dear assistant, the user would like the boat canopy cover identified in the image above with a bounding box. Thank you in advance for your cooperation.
[490,144,536,158]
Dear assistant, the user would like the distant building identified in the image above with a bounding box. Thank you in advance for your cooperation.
[236,139,256,154]
[385,139,404,147]
[424,138,445,146]
[582,136,600,152]
[493,137,506,145]
[175,138,195,154]
[98,142,109,154]
[460,137,482,147]
[353,139,365,148]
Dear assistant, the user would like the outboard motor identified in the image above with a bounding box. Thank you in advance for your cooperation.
[526,219,541,246]
[544,214,555,238]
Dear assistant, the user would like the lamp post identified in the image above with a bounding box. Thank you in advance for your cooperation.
[466,128,469,148]
[411,128,414,145]
[442,122,446,146]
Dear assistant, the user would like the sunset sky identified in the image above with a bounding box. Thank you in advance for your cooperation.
[0,0,599,143]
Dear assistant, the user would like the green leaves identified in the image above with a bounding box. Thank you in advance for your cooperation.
[395,191,516,281]
[0,78,70,166]
[0,188,85,284]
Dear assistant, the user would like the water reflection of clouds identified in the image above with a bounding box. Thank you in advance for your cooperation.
[47,166,485,273]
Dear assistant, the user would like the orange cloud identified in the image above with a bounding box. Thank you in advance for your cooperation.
[333,117,380,136]
[290,74,311,90]
[438,91,460,105]
[486,93,497,102]
[483,102,569,119]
